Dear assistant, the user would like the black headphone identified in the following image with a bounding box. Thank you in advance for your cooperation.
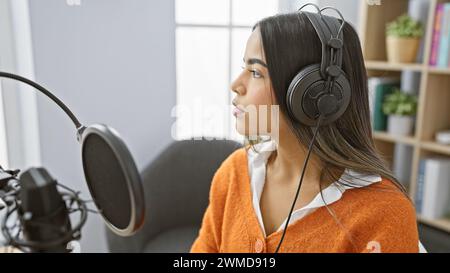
[286,4,351,127]
[275,4,351,253]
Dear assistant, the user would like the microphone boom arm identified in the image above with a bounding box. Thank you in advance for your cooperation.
[0,71,85,139]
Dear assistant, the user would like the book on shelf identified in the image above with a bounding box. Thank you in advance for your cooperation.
[415,157,450,220]
[367,77,400,131]
[393,144,413,188]
[415,159,426,215]
[429,3,450,68]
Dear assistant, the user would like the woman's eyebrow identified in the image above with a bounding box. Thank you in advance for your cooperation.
[243,57,267,68]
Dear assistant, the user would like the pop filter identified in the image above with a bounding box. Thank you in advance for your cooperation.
[78,124,144,236]
[0,71,145,237]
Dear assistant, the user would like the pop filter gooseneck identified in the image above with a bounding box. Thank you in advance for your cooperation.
[0,71,145,236]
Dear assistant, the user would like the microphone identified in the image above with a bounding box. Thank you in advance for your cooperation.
[1,165,87,253]
[18,168,73,253]
[0,71,145,248]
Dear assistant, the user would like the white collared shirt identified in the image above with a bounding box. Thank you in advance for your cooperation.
[246,139,427,252]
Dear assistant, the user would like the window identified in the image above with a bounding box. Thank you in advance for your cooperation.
[174,0,279,141]
[0,83,8,168]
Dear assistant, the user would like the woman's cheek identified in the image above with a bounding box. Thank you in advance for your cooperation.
[234,84,273,137]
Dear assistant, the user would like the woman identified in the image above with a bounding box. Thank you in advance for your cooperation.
[190,10,420,253]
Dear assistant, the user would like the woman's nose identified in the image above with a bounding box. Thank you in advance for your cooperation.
[230,78,245,96]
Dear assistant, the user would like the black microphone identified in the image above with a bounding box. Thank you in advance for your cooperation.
[1,165,87,252]
[18,168,72,253]
[0,71,145,244]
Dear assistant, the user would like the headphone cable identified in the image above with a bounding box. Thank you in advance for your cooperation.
[275,114,324,253]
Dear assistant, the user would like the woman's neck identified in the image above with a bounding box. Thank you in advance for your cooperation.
[268,118,340,191]
[269,137,323,190]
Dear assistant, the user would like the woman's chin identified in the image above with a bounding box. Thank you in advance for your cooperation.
[235,117,248,135]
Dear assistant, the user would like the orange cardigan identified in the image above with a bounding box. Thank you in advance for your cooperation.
[190,148,419,253]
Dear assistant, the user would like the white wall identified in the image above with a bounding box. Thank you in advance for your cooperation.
[0,77,8,168]
[25,0,176,252]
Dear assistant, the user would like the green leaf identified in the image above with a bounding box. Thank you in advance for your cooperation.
[386,14,423,38]
[382,88,418,116]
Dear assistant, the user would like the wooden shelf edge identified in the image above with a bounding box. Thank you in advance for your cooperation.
[420,141,450,156]
[365,61,450,75]
[365,60,425,72]
[372,131,417,145]
[418,216,450,234]
[427,67,450,75]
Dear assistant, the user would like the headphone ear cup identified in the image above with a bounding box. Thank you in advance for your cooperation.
[286,64,351,126]
[286,64,319,122]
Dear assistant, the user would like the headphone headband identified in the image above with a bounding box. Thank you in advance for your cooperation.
[299,3,346,80]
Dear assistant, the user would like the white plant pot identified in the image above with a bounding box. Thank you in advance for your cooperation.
[387,115,415,136]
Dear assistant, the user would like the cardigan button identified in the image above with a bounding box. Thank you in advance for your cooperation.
[254,239,264,253]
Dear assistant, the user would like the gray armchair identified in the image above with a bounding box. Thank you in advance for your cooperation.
[105,138,242,252]
[418,223,450,253]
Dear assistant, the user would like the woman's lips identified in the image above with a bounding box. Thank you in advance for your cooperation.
[232,106,245,117]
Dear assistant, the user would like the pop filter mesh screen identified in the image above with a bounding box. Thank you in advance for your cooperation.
[82,133,131,230]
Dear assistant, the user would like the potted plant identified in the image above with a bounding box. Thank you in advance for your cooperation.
[386,14,424,63]
[382,88,418,136]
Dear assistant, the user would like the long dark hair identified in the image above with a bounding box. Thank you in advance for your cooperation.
[247,12,408,197]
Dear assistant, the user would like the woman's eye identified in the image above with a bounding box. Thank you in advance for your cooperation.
[240,66,261,78]
[250,70,262,78]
